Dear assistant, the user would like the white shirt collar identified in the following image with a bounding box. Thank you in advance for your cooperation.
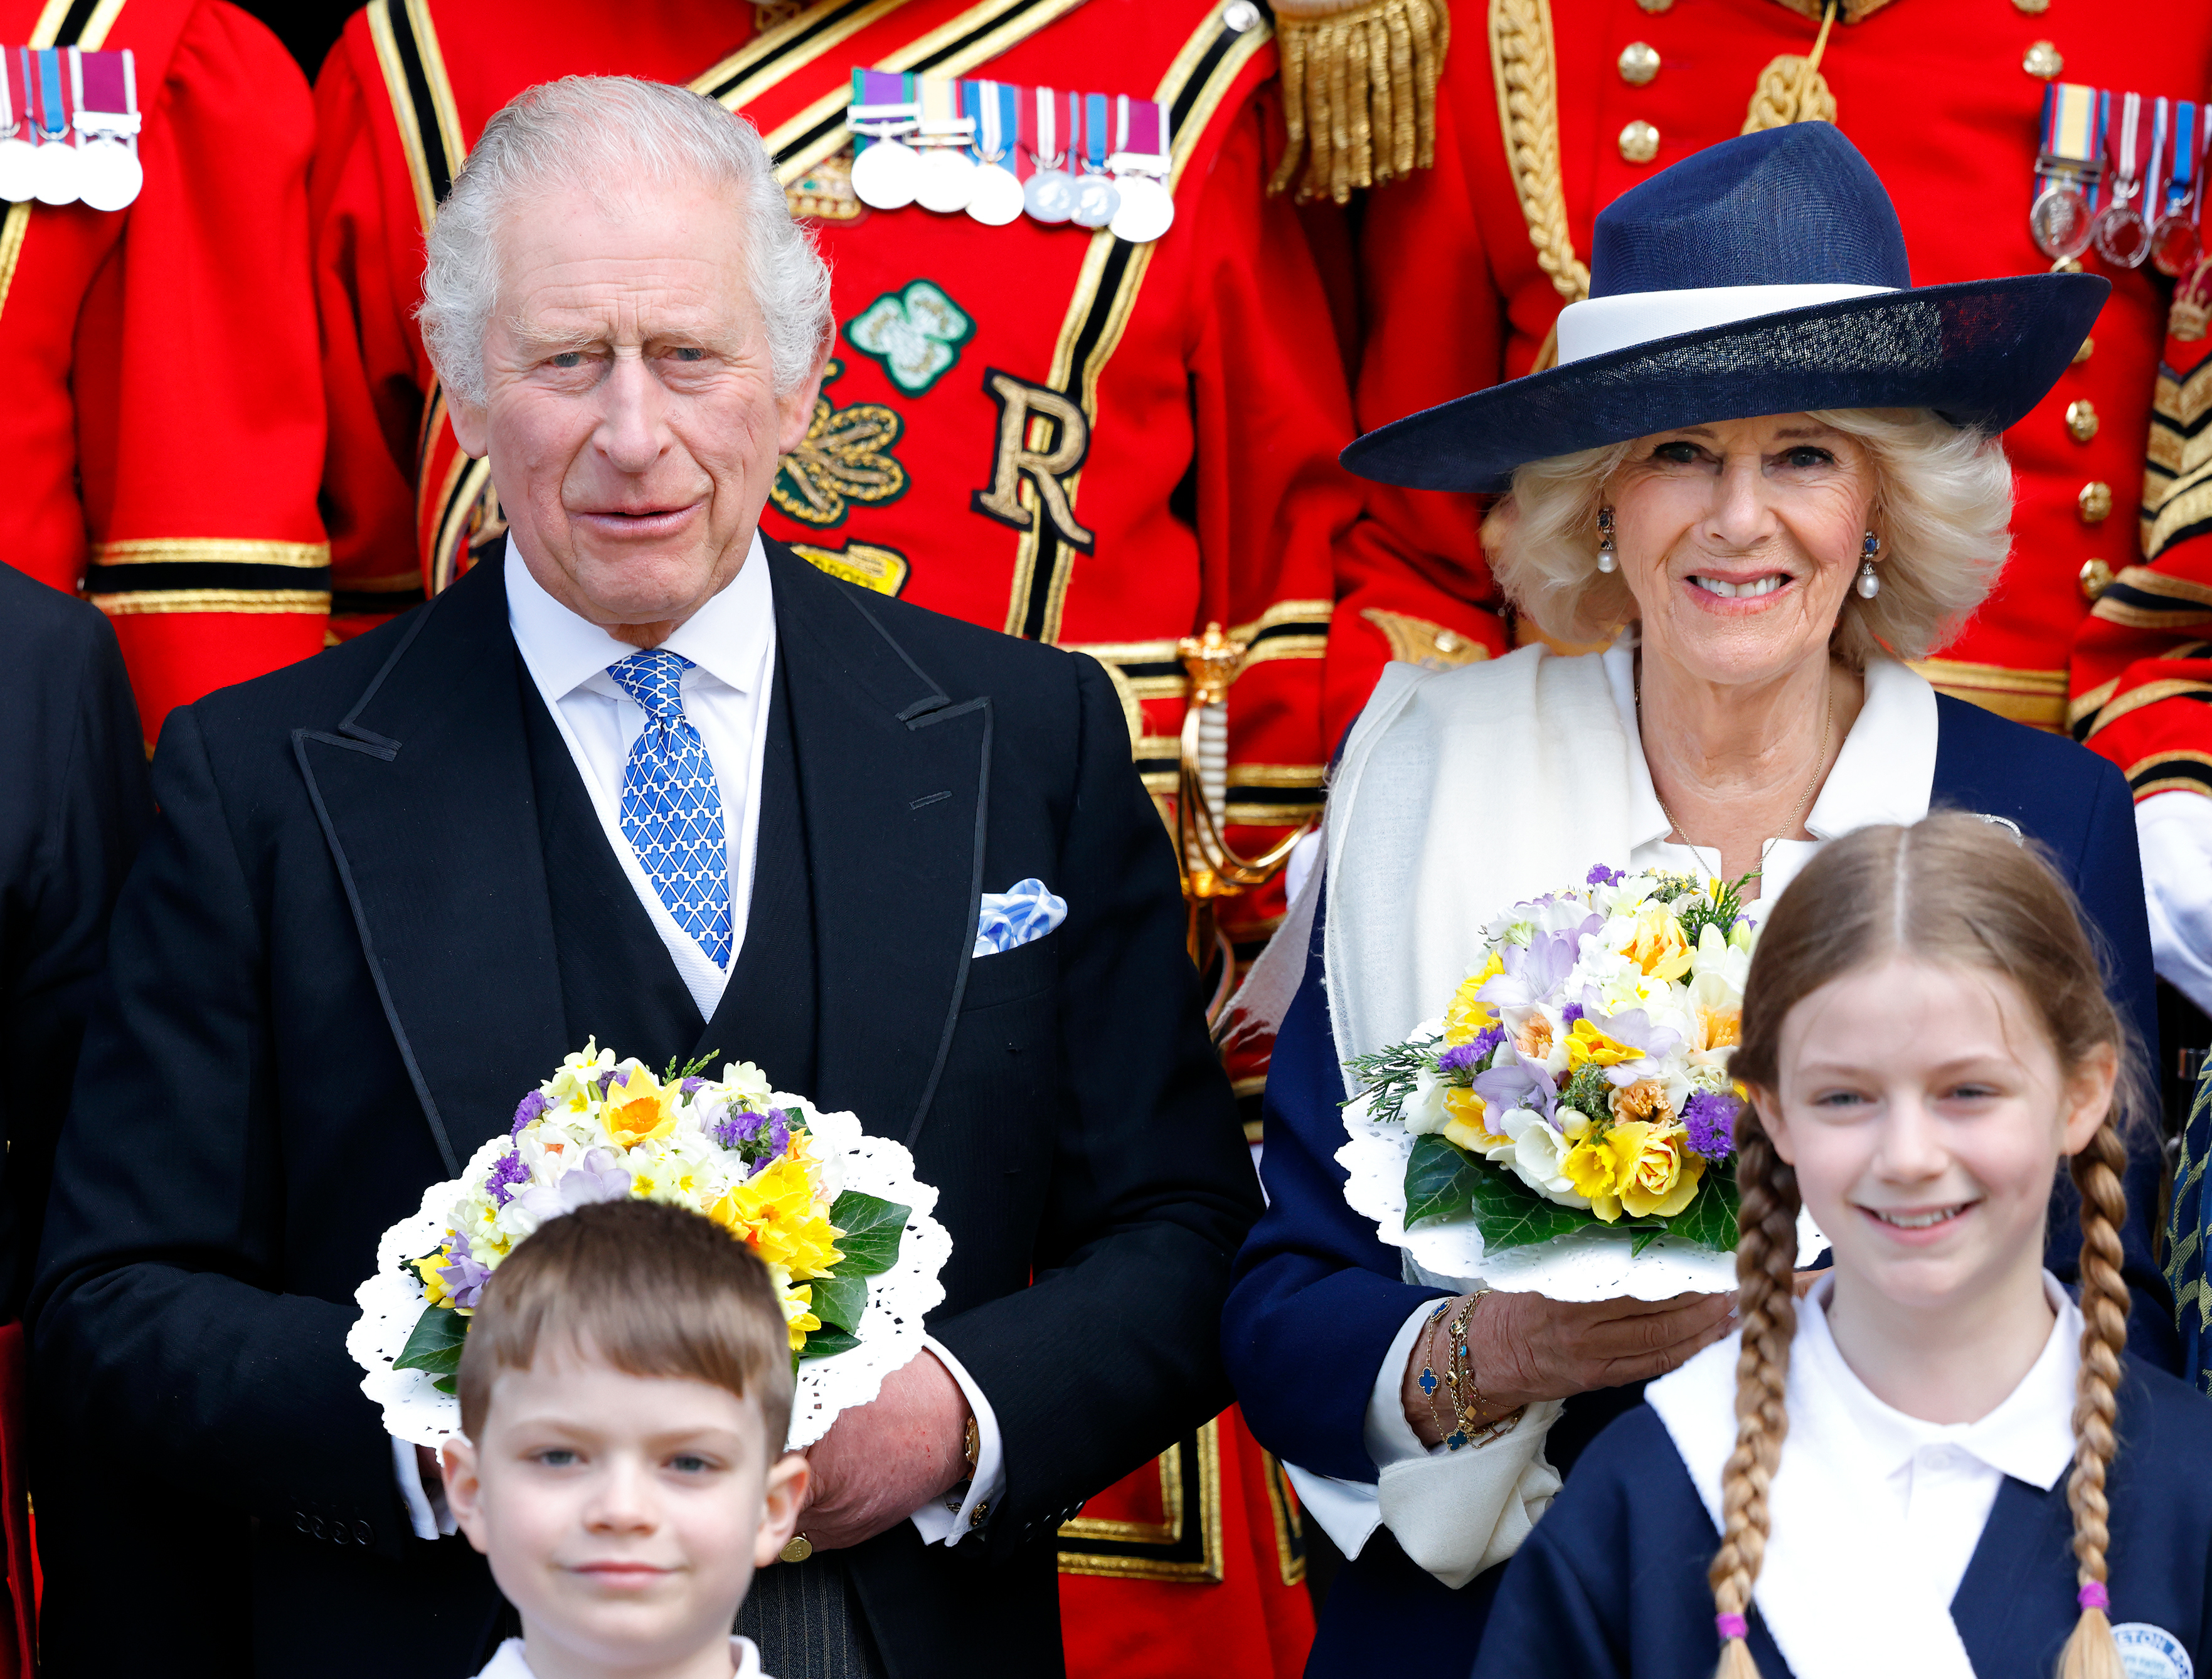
[476,1634,765,1679]
[1799,1269,2081,1493]
[1600,633,1939,854]
[504,531,774,702]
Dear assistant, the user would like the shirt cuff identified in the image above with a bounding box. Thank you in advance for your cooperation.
[392,1434,456,1541]
[1365,1300,1448,1468]
[907,1337,1004,1547]
[2139,790,2212,1016]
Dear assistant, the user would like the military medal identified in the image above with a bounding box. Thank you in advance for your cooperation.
[0,48,38,203]
[962,79,1024,227]
[2151,99,2203,277]
[847,71,922,211]
[2091,90,2154,268]
[28,46,80,206]
[70,47,143,213]
[1069,92,1120,230]
[1023,87,1075,225]
[1105,95,1174,244]
[2030,83,2100,262]
[911,77,976,215]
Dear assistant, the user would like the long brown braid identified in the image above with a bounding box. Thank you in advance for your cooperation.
[1708,814,2149,1679]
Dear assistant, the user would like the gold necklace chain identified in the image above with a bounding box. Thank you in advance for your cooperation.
[1637,670,1834,882]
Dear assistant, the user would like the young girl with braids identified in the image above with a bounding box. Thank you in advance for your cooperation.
[1470,813,2212,1679]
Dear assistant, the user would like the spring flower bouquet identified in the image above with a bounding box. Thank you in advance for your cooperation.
[1336,867,1813,1301]
[348,1041,952,1449]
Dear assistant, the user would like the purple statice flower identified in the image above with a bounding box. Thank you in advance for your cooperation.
[1587,864,1622,887]
[1560,1002,1585,1026]
[437,1230,493,1310]
[511,1090,550,1136]
[711,1109,768,1151]
[1438,1024,1504,1076]
[597,1069,619,1098]
[765,1106,792,1156]
[681,1076,708,1097]
[1682,1091,1741,1162]
[486,1148,530,1207]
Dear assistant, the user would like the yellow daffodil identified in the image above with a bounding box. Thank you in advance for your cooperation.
[600,1066,681,1150]
[413,1252,452,1308]
[1562,1127,1640,1222]
[1440,1088,1514,1157]
[1565,1018,1641,1073]
[709,1156,845,1279]
[1444,953,1506,1042]
[778,1282,822,1352]
[1622,907,1694,983]
[1617,1121,1706,1218]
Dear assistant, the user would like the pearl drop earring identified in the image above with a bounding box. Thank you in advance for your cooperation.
[1856,529,1881,600]
[1596,506,1617,575]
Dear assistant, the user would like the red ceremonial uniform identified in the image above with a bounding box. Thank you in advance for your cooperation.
[1346,0,2212,799]
[312,0,1349,1668]
[1,0,325,744]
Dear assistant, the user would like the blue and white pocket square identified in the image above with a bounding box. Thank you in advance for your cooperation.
[974,878,1066,957]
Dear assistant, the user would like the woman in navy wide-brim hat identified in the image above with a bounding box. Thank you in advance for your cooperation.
[1220,121,2176,1673]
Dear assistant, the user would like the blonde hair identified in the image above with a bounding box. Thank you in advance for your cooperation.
[457,1198,795,1454]
[1481,409,2013,666]
[1711,814,2144,1679]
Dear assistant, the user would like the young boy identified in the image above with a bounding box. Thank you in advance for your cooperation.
[440,1199,811,1679]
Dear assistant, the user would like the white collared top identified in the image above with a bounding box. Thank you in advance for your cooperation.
[475,1634,767,1679]
[505,534,778,1018]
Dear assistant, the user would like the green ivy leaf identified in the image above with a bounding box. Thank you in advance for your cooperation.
[393,1303,469,1377]
[1664,1167,1741,1253]
[827,1192,909,1277]
[798,1327,862,1364]
[810,1273,869,1335]
[1403,1134,1483,1228]
[1464,1168,1594,1253]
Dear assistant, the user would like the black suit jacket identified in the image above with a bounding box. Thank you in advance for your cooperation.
[0,564,149,1319]
[30,541,1260,1676]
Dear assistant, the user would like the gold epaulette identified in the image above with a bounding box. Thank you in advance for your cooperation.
[1267,0,1450,204]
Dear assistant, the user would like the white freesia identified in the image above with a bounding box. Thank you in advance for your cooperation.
[1500,1107,1588,1209]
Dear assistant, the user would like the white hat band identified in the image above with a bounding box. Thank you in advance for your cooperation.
[1554,283,1898,365]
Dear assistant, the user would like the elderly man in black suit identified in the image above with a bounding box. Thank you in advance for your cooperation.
[31,76,1258,1678]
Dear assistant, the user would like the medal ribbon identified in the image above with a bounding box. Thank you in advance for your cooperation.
[2039,83,2101,174]
[1023,83,1058,169]
[2147,97,2171,216]
[70,48,138,136]
[1081,90,1109,175]
[914,75,970,144]
[846,67,917,151]
[0,46,19,137]
[2163,100,2195,216]
[1109,93,1167,175]
[962,78,1018,169]
[2110,90,2151,206]
[32,46,68,145]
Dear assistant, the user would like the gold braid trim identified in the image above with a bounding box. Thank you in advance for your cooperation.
[1269,0,1449,203]
[1742,0,1838,134]
[1489,0,1587,371]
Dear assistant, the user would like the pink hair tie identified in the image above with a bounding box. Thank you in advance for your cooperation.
[1716,1613,1750,1641]
[2078,1581,2110,1612]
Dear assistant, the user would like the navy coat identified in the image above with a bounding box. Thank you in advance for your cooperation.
[1221,692,2172,1675]
[1470,1363,2212,1678]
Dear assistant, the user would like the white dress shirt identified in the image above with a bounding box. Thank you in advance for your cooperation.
[392,536,1003,1547]
[475,1634,767,1679]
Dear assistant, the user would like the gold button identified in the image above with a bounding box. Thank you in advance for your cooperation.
[1434,630,1462,655]
[1618,41,1661,85]
[2065,399,2098,443]
[2078,480,2112,523]
[2073,335,2093,364]
[2012,0,2050,11]
[2023,40,2063,79]
[2079,559,2114,601]
[780,1533,814,1564]
[1619,120,1661,164]
[1636,0,1674,12]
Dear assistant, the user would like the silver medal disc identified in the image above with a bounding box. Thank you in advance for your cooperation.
[0,136,39,203]
[29,138,82,206]
[1070,171,1121,230]
[2152,211,2202,278]
[849,138,921,211]
[2028,184,2093,261]
[913,146,977,215]
[2091,202,2152,268]
[966,162,1024,226]
[76,137,142,213]
[1023,167,1075,225]
[1107,175,1175,243]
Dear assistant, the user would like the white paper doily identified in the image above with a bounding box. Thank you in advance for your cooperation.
[346,1101,952,1451]
[1337,1103,1825,1302]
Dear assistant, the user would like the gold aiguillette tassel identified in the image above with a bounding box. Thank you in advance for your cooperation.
[1268,0,1450,203]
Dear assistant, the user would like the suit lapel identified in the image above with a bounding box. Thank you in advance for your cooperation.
[767,541,986,1147]
[294,556,567,1175]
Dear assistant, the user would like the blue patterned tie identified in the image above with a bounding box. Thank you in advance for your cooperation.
[607,650,732,966]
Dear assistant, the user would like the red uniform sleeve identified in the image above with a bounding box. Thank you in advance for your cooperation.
[1325,78,1512,749]
[2070,268,2212,801]
[310,24,433,632]
[68,0,328,738]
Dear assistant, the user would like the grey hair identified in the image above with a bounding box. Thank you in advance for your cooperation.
[1481,408,2015,668]
[418,75,834,406]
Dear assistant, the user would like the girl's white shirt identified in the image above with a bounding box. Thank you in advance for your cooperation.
[1646,1269,2081,1679]
[472,1634,767,1679]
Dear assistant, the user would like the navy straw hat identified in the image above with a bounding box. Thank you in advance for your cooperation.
[1343,122,2108,494]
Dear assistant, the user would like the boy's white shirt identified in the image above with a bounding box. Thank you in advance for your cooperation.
[1645,1269,2080,1679]
[472,1634,766,1679]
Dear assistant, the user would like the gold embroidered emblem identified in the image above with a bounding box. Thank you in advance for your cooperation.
[790,539,910,596]
[786,150,863,221]
[1361,607,1492,670]
[772,360,909,529]
[972,368,1095,551]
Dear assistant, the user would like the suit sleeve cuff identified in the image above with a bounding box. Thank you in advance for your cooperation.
[907,1337,1004,1547]
[392,1434,455,1540]
[1365,1300,1446,1468]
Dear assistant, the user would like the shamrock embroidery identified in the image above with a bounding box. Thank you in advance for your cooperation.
[771,361,910,529]
[842,279,977,397]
